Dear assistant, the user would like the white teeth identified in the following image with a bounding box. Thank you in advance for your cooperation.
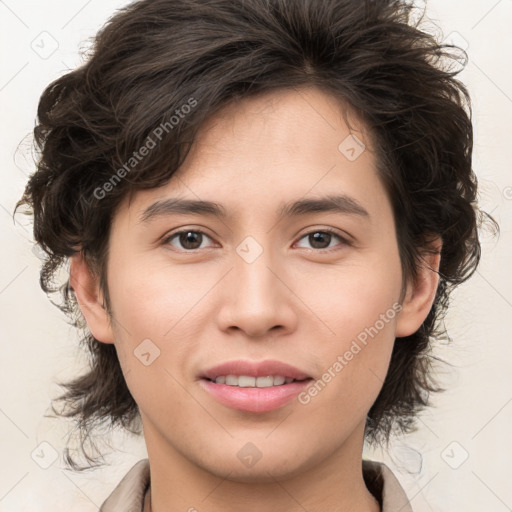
[238,376,255,387]
[225,375,240,386]
[213,375,293,387]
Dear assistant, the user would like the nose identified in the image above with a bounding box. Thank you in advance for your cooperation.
[216,246,298,339]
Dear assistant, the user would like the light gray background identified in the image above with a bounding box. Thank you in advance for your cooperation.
[1,1,511,510]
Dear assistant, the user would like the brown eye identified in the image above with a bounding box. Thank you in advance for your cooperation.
[295,229,348,251]
[164,230,214,251]
[308,232,332,249]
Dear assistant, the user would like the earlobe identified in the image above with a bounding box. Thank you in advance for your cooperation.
[395,236,442,338]
[69,251,115,344]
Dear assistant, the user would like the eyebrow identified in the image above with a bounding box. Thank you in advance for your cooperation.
[140,194,370,223]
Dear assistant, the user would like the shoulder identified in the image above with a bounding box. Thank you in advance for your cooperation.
[363,459,414,512]
[100,459,150,512]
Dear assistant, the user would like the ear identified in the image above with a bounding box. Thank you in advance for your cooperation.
[395,236,442,338]
[69,251,114,344]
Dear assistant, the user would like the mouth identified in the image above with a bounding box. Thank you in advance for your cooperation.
[199,375,313,414]
[198,360,314,413]
[200,359,312,382]
[203,375,312,387]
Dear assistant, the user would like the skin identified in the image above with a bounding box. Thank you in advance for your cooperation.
[71,86,441,512]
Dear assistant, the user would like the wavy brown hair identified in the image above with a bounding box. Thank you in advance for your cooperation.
[16,0,498,469]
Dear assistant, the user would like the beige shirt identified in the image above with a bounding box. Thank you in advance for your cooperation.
[100,458,413,512]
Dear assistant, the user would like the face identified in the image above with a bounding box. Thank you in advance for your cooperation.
[76,86,436,483]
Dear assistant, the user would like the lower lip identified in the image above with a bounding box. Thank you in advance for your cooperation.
[199,378,312,413]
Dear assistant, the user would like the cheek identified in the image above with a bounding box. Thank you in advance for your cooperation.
[106,259,202,421]
[297,250,402,341]
[293,253,402,410]
[106,253,213,343]
[105,253,224,416]
[297,302,398,431]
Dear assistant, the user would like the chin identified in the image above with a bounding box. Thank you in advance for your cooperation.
[197,449,313,484]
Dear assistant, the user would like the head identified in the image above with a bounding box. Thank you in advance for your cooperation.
[17,0,497,472]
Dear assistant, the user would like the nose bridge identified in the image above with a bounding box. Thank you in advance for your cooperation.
[236,247,275,304]
[234,239,280,312]
[217,237,296,337]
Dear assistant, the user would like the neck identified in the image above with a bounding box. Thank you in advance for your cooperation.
[142,418,380,512]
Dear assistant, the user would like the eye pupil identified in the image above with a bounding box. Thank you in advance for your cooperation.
[180,231,202,250]
[309,232,331,249]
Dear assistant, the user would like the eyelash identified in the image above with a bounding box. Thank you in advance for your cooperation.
[162,228,351,253]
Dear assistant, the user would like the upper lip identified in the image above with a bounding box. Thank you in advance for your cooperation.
[201,360,312,380]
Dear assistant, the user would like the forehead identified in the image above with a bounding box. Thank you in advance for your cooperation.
[120,86,391,229]
[179,86,373,174]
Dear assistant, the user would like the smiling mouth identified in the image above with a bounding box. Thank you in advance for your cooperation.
[204,375,313,387]
[199,375,314,413]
